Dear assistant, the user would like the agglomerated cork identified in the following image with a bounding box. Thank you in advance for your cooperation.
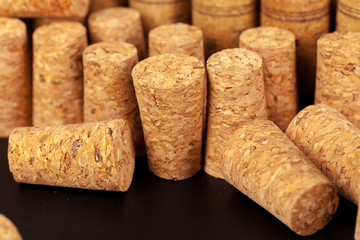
[132,54,205,180]
[88,7,146,59]
[205,48,267,179]
[89,0,127,13]
[0,214,22,240]
[8,119,135,191]
[0,18,31,137]
[83,41,145,156]
[240,26,298,131]
[192,0,258,58]
[336,0,360,32]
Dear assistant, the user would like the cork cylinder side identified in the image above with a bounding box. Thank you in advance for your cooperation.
[336,0,360,32]
[223,120,338,236]
[132,54,205,180]
[0,214,22,240]
[0,18,31,137]
[33,17,85,29]
[205,48,267,179]
[240,26,298,131]
[89,0,127,14]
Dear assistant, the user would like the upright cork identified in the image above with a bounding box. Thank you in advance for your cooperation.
[88,7,146,59]
[83,41,145,156]
[240,26,298,131]
[132,54,205,180]
[192,0,258,58]
[8,119,135,191]
[261,0,330,96]
[89,0,127,13]
[222,120,338,236]
[286,104,360,204]
[336,0,360,32]
[205,48,267,179]
[315,31,360,127]
[0,214,22,240]
[0,18,31,137]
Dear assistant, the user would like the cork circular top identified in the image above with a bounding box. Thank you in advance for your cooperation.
[318,31,360,53]
[0,18,26,47]
[88,7,140,28]
[84,41,137,63]
[149,23,202,45]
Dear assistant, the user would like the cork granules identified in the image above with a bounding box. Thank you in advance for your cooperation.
[336,0,360,32]
[0,214,22,240]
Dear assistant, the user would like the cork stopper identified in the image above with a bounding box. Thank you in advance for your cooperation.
[317,31,360,54]
[336,0,360,32]
[0,214,22,240]
[0,17,26,48]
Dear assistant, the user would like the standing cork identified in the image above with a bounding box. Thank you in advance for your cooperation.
[0,18,31,137]
[8,119,135,191]
[83,41,145,156]
[336,0,360,32]
[0,214,22,240]
[261,0,330,96]
[89,0,127,13]
[240,26,298,131]
[192,0,258,58]
[88,7,146,59]
[222,120,338,236]
[132,54,205,180]
[205,48,267,179]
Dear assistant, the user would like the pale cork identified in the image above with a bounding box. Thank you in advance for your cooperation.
[240,26,298,131]
[0,18,31,138]
[356,204,360,240]
[8,119,135,191]
[192,0,258,58]
[205,48,267,179]
[34,17,85,28]
[33,22,87,127]
[89,0,127,13]
[132,54,205,180]
[222,120,338,236]
[83,41,145,156]
[336,0,360,32]
[0,214,22,240]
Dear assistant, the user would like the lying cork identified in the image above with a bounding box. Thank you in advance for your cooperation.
[192,0,258,58]
[336,0,360,32]
[132,54,205,180]
[205,48,267,179]
[83,41,145,156]
[240,26,298,131]
[0,18,31,138]
[0,214,22,240]
[89,0,127,13]
[223,120,338,236]
[88,7,146,59]
[8,119,135,191]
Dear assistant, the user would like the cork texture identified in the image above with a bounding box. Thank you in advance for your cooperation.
[222,120,338,236]
[0,214,22,240]
[205,48,267,179]
[88,7,146,59]
[89,0,127,13]
[240,26,298,131]
[192,0,258,58]
[132,54,204,180]
[0,18,31,137]
[336,0,360,32]
[8,119,135,191]
[34,17,84,28]
[356,204,360,240]
[83,41,145,156]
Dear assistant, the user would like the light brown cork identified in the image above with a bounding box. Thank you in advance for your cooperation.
[192,0,258,58]
[356,204,360,240]
[8,119,135,191]
[33,22,87,127]
[240,26,298,131]
[83,41,145,156]
[261,0,330,96]
[0,18,31,138]
[0,0,90,18]
[336,0,360,32]
[222,120,338,236]
[132,54,205,180]
[205,48,267,179]
[89,0,127,13]
[88,7,146,59]
[0,214,22,240]
[33,17,85,28]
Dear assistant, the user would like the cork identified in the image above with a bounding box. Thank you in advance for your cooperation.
[33,17,85,28]
[0,214,22,240]
[83,41,145,156]
[222,120,338,236]
[33,22,87,127]
[356,204,360,240]
[336,0,360,32]
[88,7,146,59]
[132,54,205,180]
[8,119,135,191]
[0,0,90,18]
[192,0,258,58]
[0,18,31,138]
[239,26,298,131]
[205,48,267,179]
[261,0,331,96]
[89,0,127,13]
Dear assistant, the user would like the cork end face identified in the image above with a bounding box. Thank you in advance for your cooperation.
[0,17,26,47]
[318,31,360,52]
[149,23,202,44]
[0,214,23,240]
[88,7,140,26]
[73,0,90,18]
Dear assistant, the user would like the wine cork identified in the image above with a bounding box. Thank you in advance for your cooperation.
[132,54,205,180]
[88,7,146,59]
[33,17,85,28]
[239,26,298,131]
[89,0,127,13]
[261,0,331,96]
[222,120,338,236]
[33,22,87,127]
[205,48,267,179]
[336,0,360,32]
[192,0,258,58]
[0,18,31,137]
[0,214,22,240]
[286,104,360,204]
[83,41,145,156]
[8,119,135,191]
[0,0,90,18]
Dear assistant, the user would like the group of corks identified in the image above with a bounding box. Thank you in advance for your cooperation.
[2,0,360,238]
